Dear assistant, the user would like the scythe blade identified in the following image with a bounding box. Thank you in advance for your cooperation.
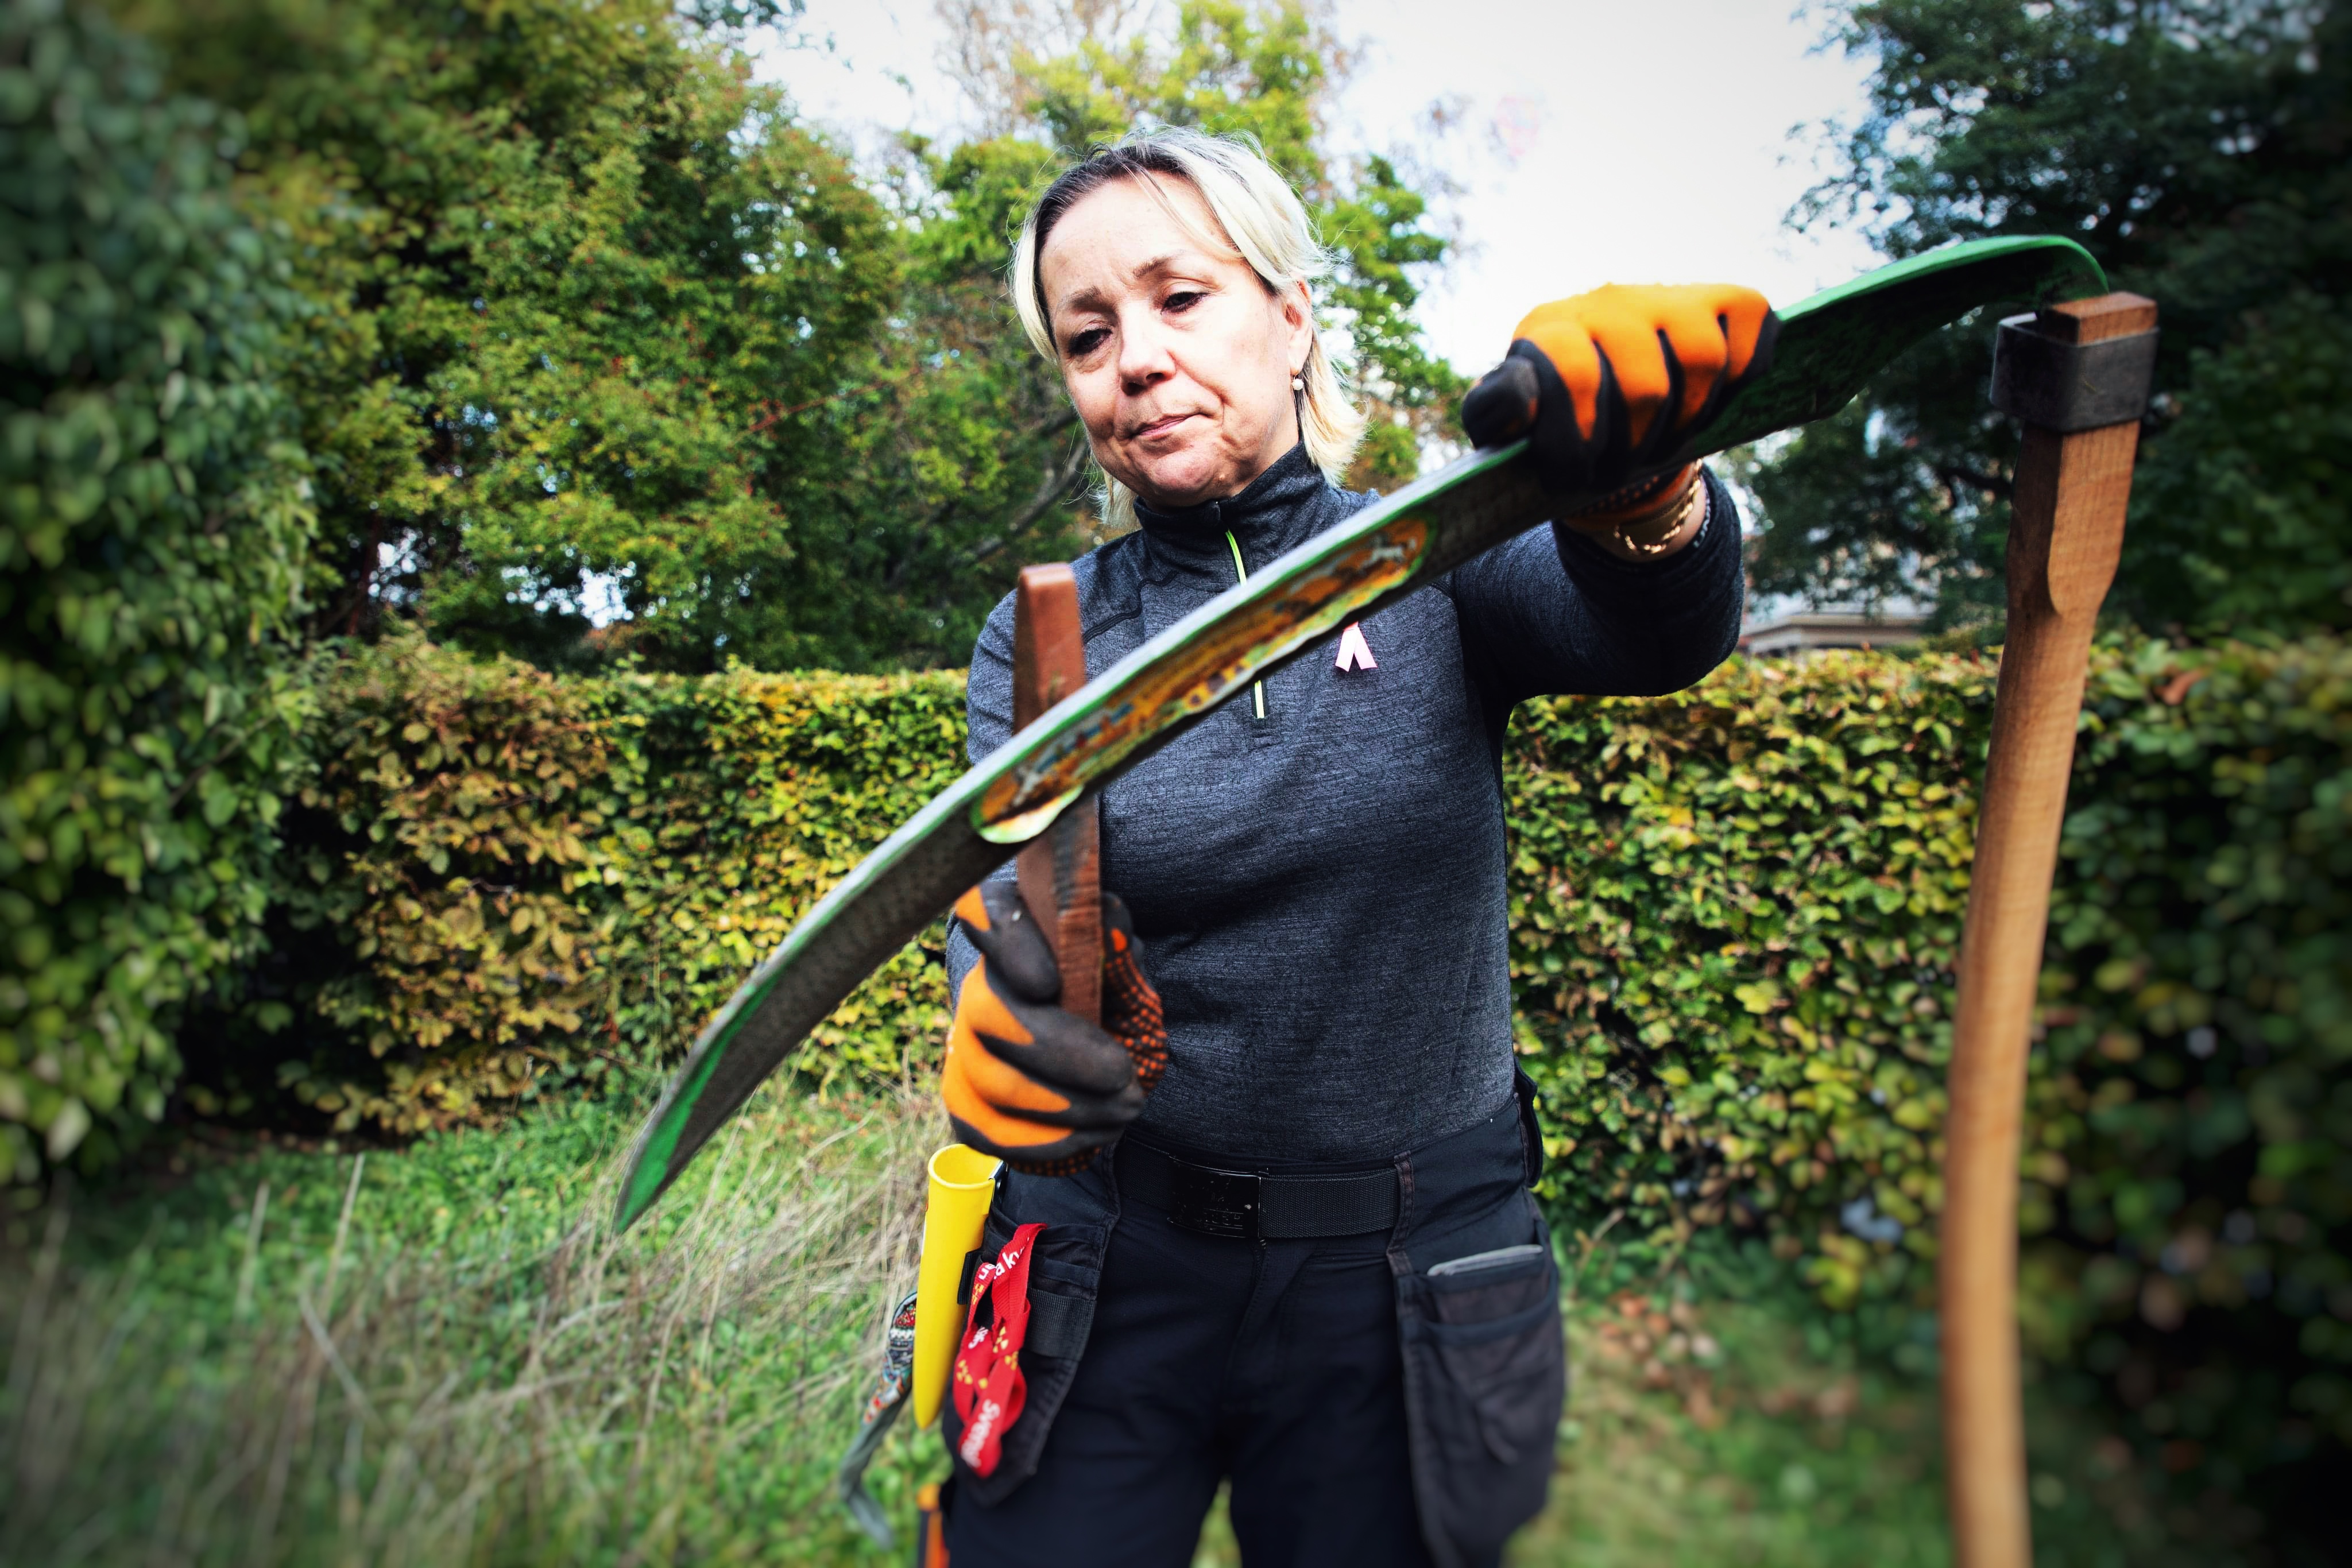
[613,234,2106,1233]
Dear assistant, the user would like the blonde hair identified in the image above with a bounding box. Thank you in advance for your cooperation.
[1010,126,1366,531]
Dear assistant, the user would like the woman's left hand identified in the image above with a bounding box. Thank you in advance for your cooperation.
[942,882,1167,1174]
[1461,282,1777,495]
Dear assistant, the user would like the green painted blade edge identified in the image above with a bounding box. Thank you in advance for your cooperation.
[1780,234,2104,327]
[1690,235,2106,456]
[611,234,2106,1233]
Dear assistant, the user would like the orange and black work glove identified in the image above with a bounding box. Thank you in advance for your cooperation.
[943,881,1167,1172]
[1460,282,1778,494]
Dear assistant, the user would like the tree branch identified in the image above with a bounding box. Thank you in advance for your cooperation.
[1020,406,1081,442]
[969,433,1094,566]
[1932,462,2013,502]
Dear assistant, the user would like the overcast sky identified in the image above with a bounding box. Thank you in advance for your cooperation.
[753,1,1886,378]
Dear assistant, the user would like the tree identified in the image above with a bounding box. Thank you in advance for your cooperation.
[107,0,1460,673]
[1748,0,2349,636]
[1,0,315,1178]
[636,0,1468,668]
[111,0,914,671]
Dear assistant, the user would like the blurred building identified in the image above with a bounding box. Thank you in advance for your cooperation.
[1738,608,1929,657]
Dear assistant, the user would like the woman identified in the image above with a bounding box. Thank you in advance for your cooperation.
[935,127,1770,1567]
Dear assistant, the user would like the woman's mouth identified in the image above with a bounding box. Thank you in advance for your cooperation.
[1128,412,1199,442]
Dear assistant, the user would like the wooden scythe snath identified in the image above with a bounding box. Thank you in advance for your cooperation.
[1012,563,1102,1020]
[1941,292,2160,1567]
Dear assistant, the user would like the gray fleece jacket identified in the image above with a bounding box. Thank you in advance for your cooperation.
[947,443,1743,1164]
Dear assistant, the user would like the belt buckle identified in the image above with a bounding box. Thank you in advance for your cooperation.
[1165,1162,1261,1242]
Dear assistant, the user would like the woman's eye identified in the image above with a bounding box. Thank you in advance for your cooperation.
[1165,290,1204,313]
[1065,327,1108,357]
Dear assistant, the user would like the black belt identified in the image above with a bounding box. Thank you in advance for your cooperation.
[1120,1140,1398,1242]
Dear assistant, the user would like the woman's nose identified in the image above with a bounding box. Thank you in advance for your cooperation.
[1116,309,1176,390]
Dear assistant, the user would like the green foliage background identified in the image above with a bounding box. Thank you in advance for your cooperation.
[203,635,2348,1516]
[1749,0,2350,637]
[1509,637,2349,1519]
[99,0,1462,675]
[114,0,912,669]
[0,0,315,1182]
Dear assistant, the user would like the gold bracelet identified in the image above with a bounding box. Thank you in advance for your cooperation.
[1564,463,1704,557]
[1611,470,1705,557]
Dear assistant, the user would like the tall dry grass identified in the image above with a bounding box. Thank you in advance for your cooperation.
[7,1081,2085,1568]
[1,1086,938,1566]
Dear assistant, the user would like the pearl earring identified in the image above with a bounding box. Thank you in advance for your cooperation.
[1291,374,1305,393]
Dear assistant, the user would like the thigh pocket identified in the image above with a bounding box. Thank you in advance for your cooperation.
[945,1213,1107,1507]
[1396,1237,1565,1566]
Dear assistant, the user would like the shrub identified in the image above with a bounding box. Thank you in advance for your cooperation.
[1508,634,2349,1498]
[264,636,968,1133]
[274,639,613,1126]
[1506,646,1987,1288]
[0,0,313,1179]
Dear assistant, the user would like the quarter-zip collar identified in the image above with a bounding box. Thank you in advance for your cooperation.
[1131,443,1341,584]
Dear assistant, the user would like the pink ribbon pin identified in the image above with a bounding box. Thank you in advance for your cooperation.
[1335,622,1378,672]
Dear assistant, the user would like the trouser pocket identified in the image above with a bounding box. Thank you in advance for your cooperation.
[943,1205,1108,1507]
[1394,1224,1565,1568]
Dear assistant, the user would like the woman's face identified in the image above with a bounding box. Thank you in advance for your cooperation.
[1038,175,1313,511]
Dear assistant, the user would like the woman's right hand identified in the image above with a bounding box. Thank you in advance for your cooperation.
[943,881,1167,1173]
[1460,282,1777,494]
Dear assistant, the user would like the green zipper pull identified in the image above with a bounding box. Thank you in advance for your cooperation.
[1225,530,1267,720]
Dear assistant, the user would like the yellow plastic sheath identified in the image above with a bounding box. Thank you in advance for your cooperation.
[912,1144,1002,1428]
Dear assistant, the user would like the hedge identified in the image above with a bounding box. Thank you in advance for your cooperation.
[201,632,2348,1480]
[240,636,967,1131]
[0,0,315,1180]
[1506,633,2350,1480]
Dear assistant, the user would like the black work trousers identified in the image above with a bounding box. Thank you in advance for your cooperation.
[941,1093,1562,1567]
[942,1174,1451,1568]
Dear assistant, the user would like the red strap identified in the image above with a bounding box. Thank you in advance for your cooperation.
[951,1222,1047,1477]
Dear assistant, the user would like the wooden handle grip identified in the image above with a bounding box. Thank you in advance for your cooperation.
[1943,291,2156,1568]
[1011,564,1101,1025]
